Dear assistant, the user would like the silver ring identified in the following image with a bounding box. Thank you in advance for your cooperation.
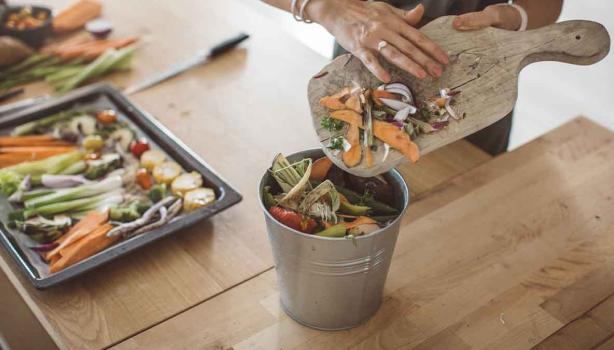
[377,40,388,52]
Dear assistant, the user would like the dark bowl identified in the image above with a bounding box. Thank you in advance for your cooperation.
[1,5,52,48]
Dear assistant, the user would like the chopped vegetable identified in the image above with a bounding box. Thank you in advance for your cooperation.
[269,206,317,234]
[310,156,333,182]
[183,188,216,212]
[136,168,153,189]
[14,215,72,244]
[96,109,118,125]
[110,201,151,222]
[262,186,277,209]
[82,134,104,151]
[316,224,347,238]
[339,195,370,216]
[373,120,419,163]
[342,124,362,167]
[170,171,203,197]
[108,128,134,151]
[12,111,78,136]
[41,174,90,188]
[148,183,167,203]
[130,139,150,158]
[49,223,116,273]
[53,0,103,33]
[24,175,122,208]
[46,210,108,261]
[0,135,72,147]
[140,149,166,171]
[84,153,121,179]
[22,190,123,219]
[152,161,182,185]
[69,115,97,135]
[85,19,113,39]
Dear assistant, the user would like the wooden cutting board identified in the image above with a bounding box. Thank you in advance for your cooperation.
[308,17,610,177]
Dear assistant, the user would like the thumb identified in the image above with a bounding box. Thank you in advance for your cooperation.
[453,11,495,31]
[404,4,424,26]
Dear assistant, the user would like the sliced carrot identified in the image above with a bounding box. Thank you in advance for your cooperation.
[319,96,346,110]
[53,0,102,33]
[310,156,333,182]
[342,216,378,230]
[330,110,363,127]
[50,223,116,273]
[46,211,108,261]
[373,120,420,163]
[0,149,76,168]
[0,146,77,154]
[0,135,73,147]
[80,37,138,60]
[342,124,362,167]
[344,95,362,113]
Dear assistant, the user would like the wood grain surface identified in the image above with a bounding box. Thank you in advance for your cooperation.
[112,118,614,350]
[308,17,611,177]
[0,0,491,349]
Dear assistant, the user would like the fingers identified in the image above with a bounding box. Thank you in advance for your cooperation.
[384,30,442,77]
[354,48,391,83]
[378,43,427,80]
[396,24,449,65]
[392,3,424,27]
[453,11,496,31]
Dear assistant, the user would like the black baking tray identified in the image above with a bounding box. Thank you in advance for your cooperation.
[0,83,242,289]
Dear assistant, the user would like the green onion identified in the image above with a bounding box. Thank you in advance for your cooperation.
[24,176,122,208]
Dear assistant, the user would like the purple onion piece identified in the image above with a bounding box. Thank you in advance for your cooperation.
[431,121,449,130]
[85,19,113,39]
[29,242,59,253]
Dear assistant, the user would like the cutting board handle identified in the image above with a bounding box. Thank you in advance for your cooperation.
[514,20,610,70]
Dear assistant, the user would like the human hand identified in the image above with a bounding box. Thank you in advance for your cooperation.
[453,4,523,31]
[308,0,449,82]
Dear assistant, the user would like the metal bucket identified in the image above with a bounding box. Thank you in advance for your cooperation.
[259,149,410,330]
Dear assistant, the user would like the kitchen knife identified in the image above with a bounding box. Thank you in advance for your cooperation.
[123,32,250,95]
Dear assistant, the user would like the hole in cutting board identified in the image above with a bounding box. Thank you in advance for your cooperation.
[575,35,582,40]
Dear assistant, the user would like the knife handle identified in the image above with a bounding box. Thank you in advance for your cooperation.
[208,32,250,58]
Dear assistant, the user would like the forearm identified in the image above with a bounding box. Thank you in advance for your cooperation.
[514,0,563,29]
[260,0,292,12]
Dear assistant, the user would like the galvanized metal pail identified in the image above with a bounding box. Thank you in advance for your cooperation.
[259,149,410,330]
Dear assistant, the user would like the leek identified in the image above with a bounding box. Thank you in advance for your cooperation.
[24,176,122,208]
[23,190,124,218]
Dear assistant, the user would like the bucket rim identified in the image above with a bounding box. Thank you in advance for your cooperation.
[258,148,410,241]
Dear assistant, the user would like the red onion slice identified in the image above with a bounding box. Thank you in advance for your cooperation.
[29,242,59,253]
[380,98,416,112]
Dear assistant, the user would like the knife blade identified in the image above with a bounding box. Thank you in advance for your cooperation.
[123,32,250,95]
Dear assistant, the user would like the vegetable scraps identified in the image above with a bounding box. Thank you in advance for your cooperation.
[1,107,217,273]
[264,153,400,238]
[319,83,461,168]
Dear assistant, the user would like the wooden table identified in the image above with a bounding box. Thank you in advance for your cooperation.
[1,1,613,349]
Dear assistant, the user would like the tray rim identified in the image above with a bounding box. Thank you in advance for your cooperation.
[0,83,242,289]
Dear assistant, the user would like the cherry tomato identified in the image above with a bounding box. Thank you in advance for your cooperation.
[96,109,118,124]
[136,168,153,190]
[268,206,317,234]
[130,139,150,158]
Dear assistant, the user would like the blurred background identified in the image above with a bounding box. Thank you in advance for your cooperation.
[245,0,614,149]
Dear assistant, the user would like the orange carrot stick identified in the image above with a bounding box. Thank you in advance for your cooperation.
[46,211,108,261]
[50,223,116,273]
